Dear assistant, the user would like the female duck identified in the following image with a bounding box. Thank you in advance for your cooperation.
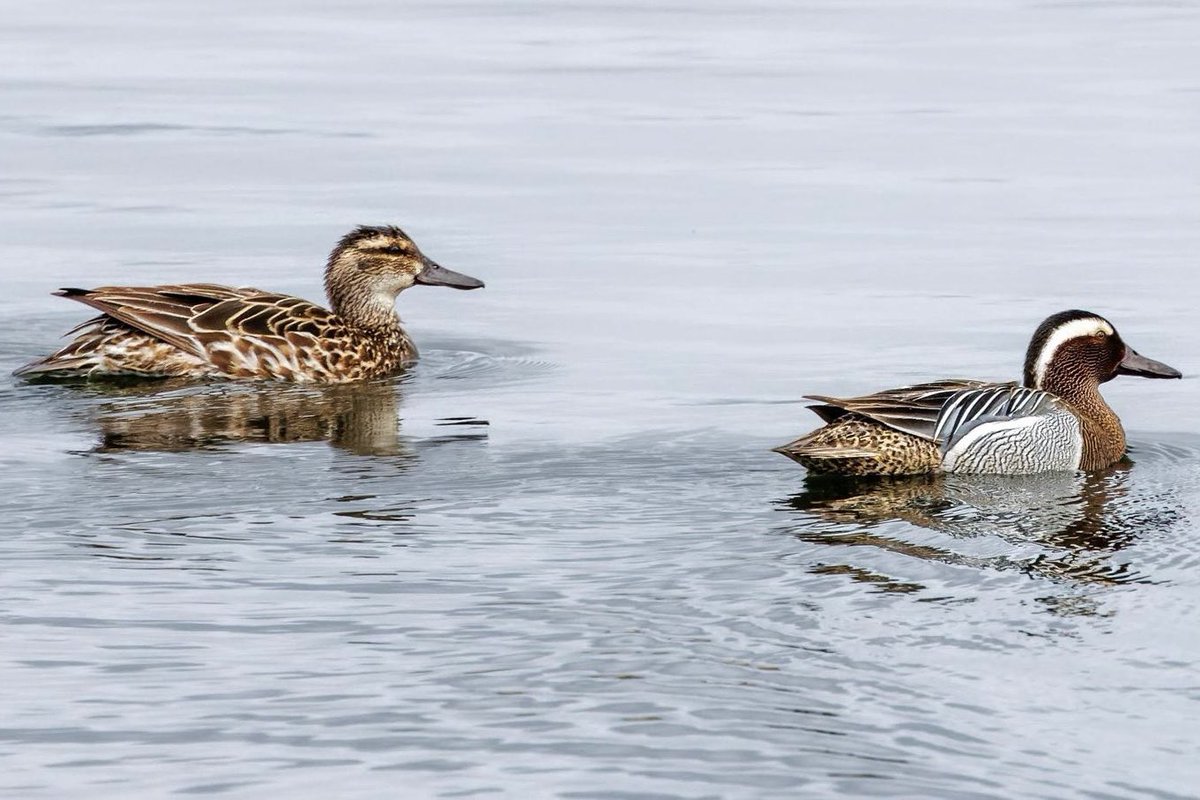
[775,310,1181,475]
[14,225,484,383]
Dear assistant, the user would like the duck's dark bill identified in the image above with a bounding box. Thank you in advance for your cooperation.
[416,262,485,290]
[1117,349,1182,379]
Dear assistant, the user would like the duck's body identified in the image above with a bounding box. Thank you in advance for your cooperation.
[786,379,1087,475]
[28,283,418,383]
[776,311,1181,476]
[14,226,484,384]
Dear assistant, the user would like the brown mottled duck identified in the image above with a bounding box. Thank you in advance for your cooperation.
[14,225,484,383]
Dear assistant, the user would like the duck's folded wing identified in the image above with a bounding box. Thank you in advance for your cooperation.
[935,385,1082,473]
[189,294,330,341]
[933,385,1056,445]
[55,284,258,358]
[57,285,331,357]
[805,379,1005,442]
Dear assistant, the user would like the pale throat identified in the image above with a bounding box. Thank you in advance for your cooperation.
[372,289,401,312]
[327,286,403,330]
[355,291,403,328]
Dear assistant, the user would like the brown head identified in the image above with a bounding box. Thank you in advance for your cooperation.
[324,225,484,326]
[1022,309,1181,402]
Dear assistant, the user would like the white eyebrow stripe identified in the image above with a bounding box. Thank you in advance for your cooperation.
[1033,317,1113,387]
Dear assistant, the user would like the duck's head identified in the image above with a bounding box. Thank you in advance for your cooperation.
[325,225,484,318]
[1023,310,1181,396]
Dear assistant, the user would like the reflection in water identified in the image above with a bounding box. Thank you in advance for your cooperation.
[781,462,1183,599]
[45,377,495,563]
[82,379,443,456]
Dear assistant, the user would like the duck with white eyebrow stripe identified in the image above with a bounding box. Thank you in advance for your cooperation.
[13,225,485,383]
[775,310,1182,476]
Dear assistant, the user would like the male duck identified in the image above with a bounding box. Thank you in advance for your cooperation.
[14,225,484,383]
[774,310,1181,475]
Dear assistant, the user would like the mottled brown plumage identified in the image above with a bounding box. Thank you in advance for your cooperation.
[14,226,484,384]
[778,414,943,476]
[775,311,1181,476]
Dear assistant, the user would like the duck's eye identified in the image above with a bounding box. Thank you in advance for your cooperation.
[384,245,407,255]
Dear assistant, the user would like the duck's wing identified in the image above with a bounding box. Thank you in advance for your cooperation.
[189,294,330,341]
[934,385,1082,473]
[805,379,1006,442]
[55,284,259,358]
[934,385,1070,449]
[56,284,333,360]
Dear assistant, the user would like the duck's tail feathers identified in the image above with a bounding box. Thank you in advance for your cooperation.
[774,443,880,460]
[12,355,95,379]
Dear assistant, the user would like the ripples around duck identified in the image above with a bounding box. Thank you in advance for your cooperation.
[777,437,1200,610]
[3,352,1198,797]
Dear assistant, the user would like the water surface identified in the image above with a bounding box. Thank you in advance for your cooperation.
[2,1,1200,798]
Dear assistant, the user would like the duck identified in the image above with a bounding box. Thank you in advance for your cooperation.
[13,225,484,383]
[774,310,1181,475]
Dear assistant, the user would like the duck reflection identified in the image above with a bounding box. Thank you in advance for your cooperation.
[782,462,1181,591]
[88,379,414,456]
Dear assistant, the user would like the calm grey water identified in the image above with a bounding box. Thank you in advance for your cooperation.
[2,1,1199,798]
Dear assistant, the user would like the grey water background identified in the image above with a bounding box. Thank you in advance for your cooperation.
[2,0,1199,797]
